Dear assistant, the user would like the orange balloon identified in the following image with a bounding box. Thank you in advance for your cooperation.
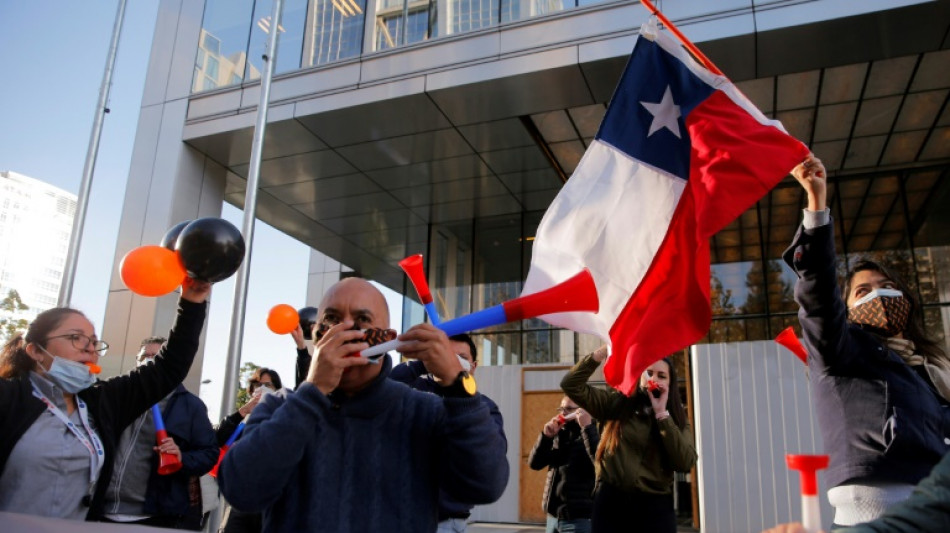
[120,246,187,297]
[85,363,102,375]
[267,304,299,335]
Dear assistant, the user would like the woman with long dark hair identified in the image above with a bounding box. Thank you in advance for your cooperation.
[784,154,950,526]
[561,346,696,533]
[0,279,210,521]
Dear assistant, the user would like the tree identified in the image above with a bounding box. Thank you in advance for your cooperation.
[0,289,30,343]
[234,361,260,410]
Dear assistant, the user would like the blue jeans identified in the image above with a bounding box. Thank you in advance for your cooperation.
[546,514,592,533]
[437,518,468,533]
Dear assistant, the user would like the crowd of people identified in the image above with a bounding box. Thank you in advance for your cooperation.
[1,155,949,532]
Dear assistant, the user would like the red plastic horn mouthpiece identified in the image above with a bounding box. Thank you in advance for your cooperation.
[786,454,829,496]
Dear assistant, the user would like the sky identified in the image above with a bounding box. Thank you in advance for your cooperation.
[0,1,403,418]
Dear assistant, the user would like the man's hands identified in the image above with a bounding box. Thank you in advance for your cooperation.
[542,407,593,438]
[306,320,370,395]
[397,324,463,386]
[181,278,212,304]
[154,436,181,461]
[543,415,562,438]
[791,154,827,212]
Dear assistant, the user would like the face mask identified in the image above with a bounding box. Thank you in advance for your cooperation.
[848,288,911,337]
[40,346,96,393]
[315,323,396,348]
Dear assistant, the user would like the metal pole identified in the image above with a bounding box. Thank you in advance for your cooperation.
[58,0,128,307]
[220,0,284,418]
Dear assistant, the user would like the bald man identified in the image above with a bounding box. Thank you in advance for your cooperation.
[218,278,509,533]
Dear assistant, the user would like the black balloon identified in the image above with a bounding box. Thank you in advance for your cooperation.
[175,217,245,283]
[298,306,319,340]
[160,220,192,251]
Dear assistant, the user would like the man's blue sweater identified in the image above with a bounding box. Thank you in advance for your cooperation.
[390,360,508,520]
[218,357,509,532]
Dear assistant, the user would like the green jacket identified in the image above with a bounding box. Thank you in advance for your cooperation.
[560,354,696,495]
[838,451,950,532]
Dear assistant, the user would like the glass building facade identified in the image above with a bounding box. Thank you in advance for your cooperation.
[193,0,606,93]
[190,0,950,369]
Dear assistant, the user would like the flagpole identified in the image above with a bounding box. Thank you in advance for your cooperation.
[639,0,723,76]
[219,0,283,419]
[58,0,128,307]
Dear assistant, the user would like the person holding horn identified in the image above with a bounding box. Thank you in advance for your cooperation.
[561,346,696,533]
[217,277,508,533]
[0,278,210,521]
[783,154,950,526]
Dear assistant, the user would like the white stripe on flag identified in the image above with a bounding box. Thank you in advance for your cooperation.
[523,139,686,338]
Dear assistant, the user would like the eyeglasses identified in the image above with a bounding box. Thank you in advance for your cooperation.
[46,333,109,356]
[556,406,578,414]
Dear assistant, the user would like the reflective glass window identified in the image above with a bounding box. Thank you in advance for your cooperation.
[304,0,367,66]
[500,0,570,23]
[244,0,308,81]
[193,0,255,92]
[375,0,432,51]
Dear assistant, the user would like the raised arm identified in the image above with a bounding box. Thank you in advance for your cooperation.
[96,279,210,431]
[560,347,625,421]
[782,155,856,369]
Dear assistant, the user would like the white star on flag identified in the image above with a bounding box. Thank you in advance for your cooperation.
[640,86,682,139]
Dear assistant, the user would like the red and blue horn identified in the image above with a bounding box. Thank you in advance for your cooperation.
[399,255,442,325]
[360,269,599,360]
[209,420,246,478]
[151,404,183,475]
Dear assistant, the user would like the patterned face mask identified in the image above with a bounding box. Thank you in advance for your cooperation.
[848,288,911,337]
[314,323,396,347]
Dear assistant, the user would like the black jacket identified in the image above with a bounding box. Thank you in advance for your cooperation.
[0,299,206,520]
[784,221,950,488]
[528,422,599,520]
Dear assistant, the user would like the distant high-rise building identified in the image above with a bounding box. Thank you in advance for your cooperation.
[0,171,76,324]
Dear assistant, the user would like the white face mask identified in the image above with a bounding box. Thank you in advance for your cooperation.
[850,288,903,309]
[39,345,96,393]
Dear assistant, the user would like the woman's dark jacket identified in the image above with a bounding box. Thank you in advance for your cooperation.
[783,221,950,488]
[0,299,206,520]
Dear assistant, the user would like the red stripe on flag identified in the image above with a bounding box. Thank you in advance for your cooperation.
[606,186,710,395]
[603,90,808,395]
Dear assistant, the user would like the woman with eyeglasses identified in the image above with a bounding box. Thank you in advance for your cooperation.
[784,155,950,526]
[0,279,210,521]
[561,347,696,533]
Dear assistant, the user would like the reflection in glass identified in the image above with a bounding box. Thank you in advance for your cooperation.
[193,0,255,92]
[433,0,497,37]
[501,0,570,24]
[304,0,366,66]
[376,0,431,51]
[245,0,308,81]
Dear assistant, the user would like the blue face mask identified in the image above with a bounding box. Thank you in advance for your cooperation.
[39,346,96,393]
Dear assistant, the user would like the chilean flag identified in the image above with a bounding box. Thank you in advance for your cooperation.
[522,23,809,395]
